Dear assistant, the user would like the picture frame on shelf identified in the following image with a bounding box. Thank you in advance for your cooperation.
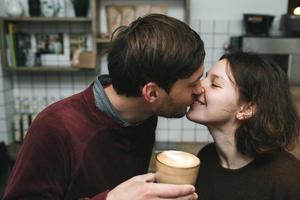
[35,33,64,55]
[34,33,71,67]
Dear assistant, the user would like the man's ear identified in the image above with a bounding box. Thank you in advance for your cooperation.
[141,82,160,103]
[236,102,256,121]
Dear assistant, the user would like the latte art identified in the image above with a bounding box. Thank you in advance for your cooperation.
[155,150,200,185]
[157,150,200,168]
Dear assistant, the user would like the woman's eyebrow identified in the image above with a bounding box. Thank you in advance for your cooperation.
[210,74,226,84]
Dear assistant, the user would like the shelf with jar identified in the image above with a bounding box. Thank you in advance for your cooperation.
[92,0,190,37]
[90,0,190,67]
[0,17,96,72]
[1,0,190,72]
[1,0,97,72]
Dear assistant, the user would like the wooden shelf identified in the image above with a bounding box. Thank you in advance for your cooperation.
[96,38,111,44]
[5,66,93,72]
[0,16,96,72]
[1,17,92,22]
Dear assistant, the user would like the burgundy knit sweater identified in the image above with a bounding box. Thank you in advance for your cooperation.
[4,85,157,200]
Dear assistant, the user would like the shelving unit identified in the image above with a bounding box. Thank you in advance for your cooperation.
[0,16,95,72]
[91,0,190,37]
[95,38,110,44]
[91,0,190,72]
[0,0,190,73]
[7,66,82,72]
[2,17,92,22]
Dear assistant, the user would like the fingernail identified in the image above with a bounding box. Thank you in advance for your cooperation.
[194,193,198,199]
[190,186,195,192]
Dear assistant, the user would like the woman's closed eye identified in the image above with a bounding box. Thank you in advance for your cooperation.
[211,82,221,88]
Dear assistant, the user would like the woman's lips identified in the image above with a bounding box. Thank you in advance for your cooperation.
[193,95,206,106]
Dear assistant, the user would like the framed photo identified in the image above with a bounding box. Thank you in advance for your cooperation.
[33,33,70,66]
[35,33,64,54]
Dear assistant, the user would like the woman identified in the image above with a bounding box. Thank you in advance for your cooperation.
[187,52,300,200]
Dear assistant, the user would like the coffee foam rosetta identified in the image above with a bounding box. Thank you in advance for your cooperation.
[157,150,200,168]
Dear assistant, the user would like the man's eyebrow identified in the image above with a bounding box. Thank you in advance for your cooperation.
[191,74,202,84]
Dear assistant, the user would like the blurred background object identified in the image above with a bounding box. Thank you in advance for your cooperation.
[243,14,274,36]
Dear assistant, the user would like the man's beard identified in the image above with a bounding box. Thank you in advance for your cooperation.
[158,108,187,118]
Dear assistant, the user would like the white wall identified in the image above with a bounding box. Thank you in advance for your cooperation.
[0,0,4,16]
[190,0,287,20]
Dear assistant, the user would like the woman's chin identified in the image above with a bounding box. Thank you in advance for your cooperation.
[187,110,212,126]
[186,112,204,124]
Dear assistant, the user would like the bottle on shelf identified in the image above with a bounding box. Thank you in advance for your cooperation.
[13,97,22,143]
[20,97,31,140]
[31,97,39,122]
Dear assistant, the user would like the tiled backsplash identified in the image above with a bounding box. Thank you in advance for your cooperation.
[0,19,248,144]
[0,56,14,143]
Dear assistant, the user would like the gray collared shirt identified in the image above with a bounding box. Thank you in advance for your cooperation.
[93,75,137,127]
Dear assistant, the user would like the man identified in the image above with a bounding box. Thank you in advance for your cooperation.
[4,14,205,200]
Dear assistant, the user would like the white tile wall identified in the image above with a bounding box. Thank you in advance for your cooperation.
[0,103,14,119]
[1,121,14,145]
[0,133,13,144]
[0,19,245,143]
[199,20,215,34]
[0,115,11,133]
[0,105,5,119]
[215,21,229,34]
[229,20,244,35]
[0,63,14,144]
[156,116,213,142]
[13,72,96,100]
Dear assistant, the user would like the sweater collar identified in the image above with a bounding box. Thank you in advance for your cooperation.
[93,75,138,127]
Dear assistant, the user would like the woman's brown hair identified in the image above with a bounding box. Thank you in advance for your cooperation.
[221,52,300,157]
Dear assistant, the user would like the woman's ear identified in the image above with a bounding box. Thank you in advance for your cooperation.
[141,82,160,103]
[236,102,256,120]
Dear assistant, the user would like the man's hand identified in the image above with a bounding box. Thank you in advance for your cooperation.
[106,173,198,200]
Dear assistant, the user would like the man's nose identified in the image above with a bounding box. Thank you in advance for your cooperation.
[193,82,205,95]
